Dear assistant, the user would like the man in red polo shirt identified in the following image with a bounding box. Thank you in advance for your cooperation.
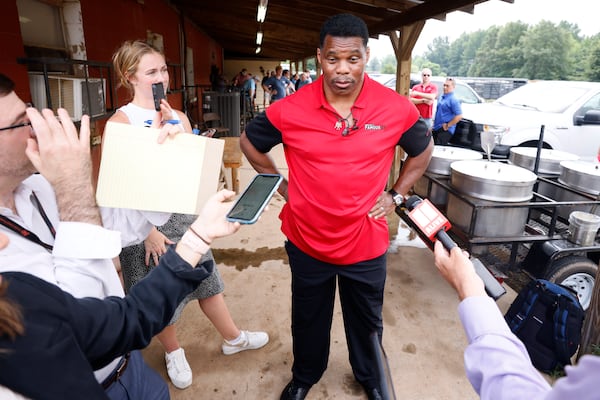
[240,13,432,400]
[410,68,438,129]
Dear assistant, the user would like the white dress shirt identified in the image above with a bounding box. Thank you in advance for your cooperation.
[0,174,124,382]
[460,295,600,400]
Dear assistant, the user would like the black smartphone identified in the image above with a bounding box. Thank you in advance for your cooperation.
[152,82,166,111]
[226,174,283,224]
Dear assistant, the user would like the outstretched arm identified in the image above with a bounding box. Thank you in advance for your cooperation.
[69,190,241,367]
[432,242,553,399]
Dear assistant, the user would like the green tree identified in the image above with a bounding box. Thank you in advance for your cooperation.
[414,19,599,83]
[587,38,600,81]
[424,36,451,70]
[472,22,527,77]
[367,56,381,73]
[518,20,575,80]
[380,54,397,73]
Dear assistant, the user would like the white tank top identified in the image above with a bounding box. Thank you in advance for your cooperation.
[117,102,181,128]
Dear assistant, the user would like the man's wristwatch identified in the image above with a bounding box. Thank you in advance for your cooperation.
[388,188,404,207]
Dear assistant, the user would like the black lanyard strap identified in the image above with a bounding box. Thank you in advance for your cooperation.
[30,192,56,238]
[0,192,55,251]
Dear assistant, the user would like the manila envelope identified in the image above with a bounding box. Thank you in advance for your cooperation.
[96,121,224,215]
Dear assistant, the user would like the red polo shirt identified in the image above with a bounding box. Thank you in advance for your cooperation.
[245,75,429,265]
[412,83,438,119]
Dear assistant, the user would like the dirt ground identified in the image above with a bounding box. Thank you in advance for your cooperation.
[142,144,518,399]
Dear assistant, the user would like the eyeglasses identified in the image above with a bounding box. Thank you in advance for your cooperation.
[422,74,430,77]
[0,121,33,132]
[0,103,34,133]
[342,119,359,136]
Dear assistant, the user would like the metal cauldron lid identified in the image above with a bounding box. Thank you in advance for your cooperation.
[432,146,483,161]
[509,147,579,162]
[559,160,600,177]
[451,160,538,183]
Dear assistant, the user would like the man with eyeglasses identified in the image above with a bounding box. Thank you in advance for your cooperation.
[432,77,463,145]
[0,73,171,399]
[409,68,437,129]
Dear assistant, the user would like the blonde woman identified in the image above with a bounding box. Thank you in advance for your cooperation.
[105,40,268,390]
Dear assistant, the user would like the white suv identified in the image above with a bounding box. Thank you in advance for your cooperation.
[455,80,600,162]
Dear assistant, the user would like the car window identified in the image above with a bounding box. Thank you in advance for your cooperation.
[454,83,481,104]
[432,81,481,104]
[574,92,600,120]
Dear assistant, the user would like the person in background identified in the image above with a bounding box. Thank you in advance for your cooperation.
[242,73,258,115]
[431,77,462,145]
[432,241,599,400]
[290,72,299,88]
[0,73,184,399]
[240,13,432,400]
[261,70,272,109]
[107,40,268,390]
[303,69,313,83]
[409,68,437,129]
[265,66,291,103]
[0,189,243,400]
[232,68,249,88]
[282,69,296,96]
[295,72,312,91]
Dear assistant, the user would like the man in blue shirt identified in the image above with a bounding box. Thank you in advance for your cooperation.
[432,78,463,145]
[242,74,258,115]
[265,66,291,103]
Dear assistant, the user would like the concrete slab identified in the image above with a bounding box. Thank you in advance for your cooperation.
[142,144,517,399]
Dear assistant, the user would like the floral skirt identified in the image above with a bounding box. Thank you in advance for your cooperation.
[120,213,224,325]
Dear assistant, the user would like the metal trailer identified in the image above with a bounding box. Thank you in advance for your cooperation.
[403,171,600,309]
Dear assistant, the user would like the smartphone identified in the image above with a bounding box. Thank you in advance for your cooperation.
[152,82,166,111]
[226,174,283,224]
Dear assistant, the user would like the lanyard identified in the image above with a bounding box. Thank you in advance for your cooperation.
[0,192,55,251]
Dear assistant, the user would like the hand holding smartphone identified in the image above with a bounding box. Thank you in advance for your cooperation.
[226,174,283,224]
[152,82,166,111]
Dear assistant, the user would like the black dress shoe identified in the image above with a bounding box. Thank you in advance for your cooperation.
[280,380,311,400]
[366,387,383,400]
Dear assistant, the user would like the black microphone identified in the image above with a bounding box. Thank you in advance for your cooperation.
[400,195,506,300]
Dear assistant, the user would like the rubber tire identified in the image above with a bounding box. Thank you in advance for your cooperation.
[544,256,597,310]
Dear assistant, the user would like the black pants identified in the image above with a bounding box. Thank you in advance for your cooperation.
[432,128,453,145]
[285,241,386,390]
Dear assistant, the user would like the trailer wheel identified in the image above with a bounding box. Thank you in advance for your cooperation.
[544,256,597,310]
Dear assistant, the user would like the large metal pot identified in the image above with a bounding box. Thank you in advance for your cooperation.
[447,160,537,237]
[450,160,538,202]
[447,193,531,237]
[427,146,483,175]
[509,147,579,177]
[413,146,482,206]
[558,161,600,195]
[553,160,600,219]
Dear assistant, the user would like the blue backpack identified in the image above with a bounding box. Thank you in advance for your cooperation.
[504,279,585,373]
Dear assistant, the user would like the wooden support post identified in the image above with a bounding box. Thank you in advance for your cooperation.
[385,22,424,190]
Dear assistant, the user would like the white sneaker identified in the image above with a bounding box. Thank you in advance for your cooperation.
[222,330,269,355]
[165,348,192,389]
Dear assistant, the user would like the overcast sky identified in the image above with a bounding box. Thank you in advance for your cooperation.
[368,0,599,58]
